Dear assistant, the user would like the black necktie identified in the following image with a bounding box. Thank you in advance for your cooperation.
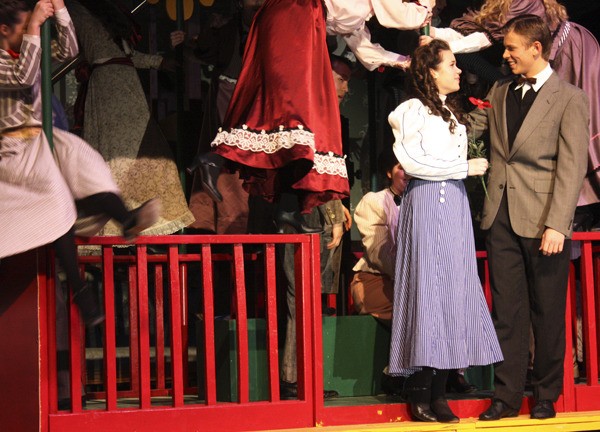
[390,188,402,205]
[515,75,537,86]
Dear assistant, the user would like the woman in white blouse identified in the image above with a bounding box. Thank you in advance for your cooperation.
[387,39,502,423]
[194,0,433,233]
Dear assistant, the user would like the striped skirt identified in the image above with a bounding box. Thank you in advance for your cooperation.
[389,179,502,374]
[0,128,119,259]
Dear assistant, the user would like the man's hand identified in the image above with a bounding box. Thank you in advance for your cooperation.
[327,223,343,250]
[540,227,565,256]
[342,205,352,231]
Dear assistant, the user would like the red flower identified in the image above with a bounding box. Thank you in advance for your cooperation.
[469,97,492,109]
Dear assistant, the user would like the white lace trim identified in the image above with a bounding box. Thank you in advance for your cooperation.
[212,126,348,179]
[212,126,316,154]
[313,152,348,178]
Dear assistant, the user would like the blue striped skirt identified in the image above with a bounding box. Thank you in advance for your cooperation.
[389,179,503,374]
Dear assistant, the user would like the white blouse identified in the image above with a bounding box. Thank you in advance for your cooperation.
[389,97,469,181]
[324,0,432,71]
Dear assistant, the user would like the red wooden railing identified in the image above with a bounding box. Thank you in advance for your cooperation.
[2,232,600,431]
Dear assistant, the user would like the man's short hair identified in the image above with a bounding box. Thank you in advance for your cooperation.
[504,14,552,61]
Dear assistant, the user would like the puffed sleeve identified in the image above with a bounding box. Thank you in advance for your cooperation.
[389,99,468,180]
[433,27,491,54]
[371,0,429,30]
[344,26,408,71]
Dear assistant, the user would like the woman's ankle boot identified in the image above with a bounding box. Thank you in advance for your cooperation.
[431,369,459,423]
[406,369,437,422]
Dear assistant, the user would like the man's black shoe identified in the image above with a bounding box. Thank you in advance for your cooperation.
[530,400,556,419]
[479,399,519,421]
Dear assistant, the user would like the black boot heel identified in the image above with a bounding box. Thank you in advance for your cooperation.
[188,153,224,202]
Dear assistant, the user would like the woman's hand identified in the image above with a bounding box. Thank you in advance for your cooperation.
[28,0,54,36]
[419,35,433,46]
[391,58,411,70]
[467,158,489,176]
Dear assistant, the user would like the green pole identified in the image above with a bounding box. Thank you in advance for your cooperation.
[41,20,53,151]
[176,0,185,189]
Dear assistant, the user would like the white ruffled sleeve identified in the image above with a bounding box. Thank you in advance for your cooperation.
[389,99,469,181]
[371,0,429,30]
[433,27,492,54]
[344,26,408,71]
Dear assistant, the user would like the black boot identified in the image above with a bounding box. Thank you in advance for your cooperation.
[188,152,224,202]
[122,198,162,241]
[406,369,437,422]
[72,284,105,327]
[431,369,459,423]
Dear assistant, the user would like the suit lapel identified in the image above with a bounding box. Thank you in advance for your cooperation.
[509,72,560,157]
[496,82,510,157]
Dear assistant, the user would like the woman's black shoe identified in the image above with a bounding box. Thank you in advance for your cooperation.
[409,402,438,422]
[431,398,459,423]
[274,209,323,234]
[187,153,223,202]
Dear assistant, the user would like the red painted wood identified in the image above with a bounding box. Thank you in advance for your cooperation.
[103,246,118,411]
[136,246,151,409]
[201,244,217,406]
[128,265,140,394]
[310,234,325,423]
[0,250,44,432]
[233,243,250,404]
[264,243,280,401]
[22,233,600,431]
[46,249,58,415]
[68,284,83,413]
[49,401,314,432]
[581,240,599,385]
[168,246,184,407]
[154,264,166,392]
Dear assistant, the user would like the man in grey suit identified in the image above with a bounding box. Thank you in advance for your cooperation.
[468,15,589,420]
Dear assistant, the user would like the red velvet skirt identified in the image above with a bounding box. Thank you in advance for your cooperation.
[212,0,349,212]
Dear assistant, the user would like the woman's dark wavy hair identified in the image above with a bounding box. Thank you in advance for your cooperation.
[0,0,29,27]
[408,39,469,133]
[77,0,141,48]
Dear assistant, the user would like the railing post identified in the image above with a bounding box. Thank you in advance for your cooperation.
[0,250,48,432]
